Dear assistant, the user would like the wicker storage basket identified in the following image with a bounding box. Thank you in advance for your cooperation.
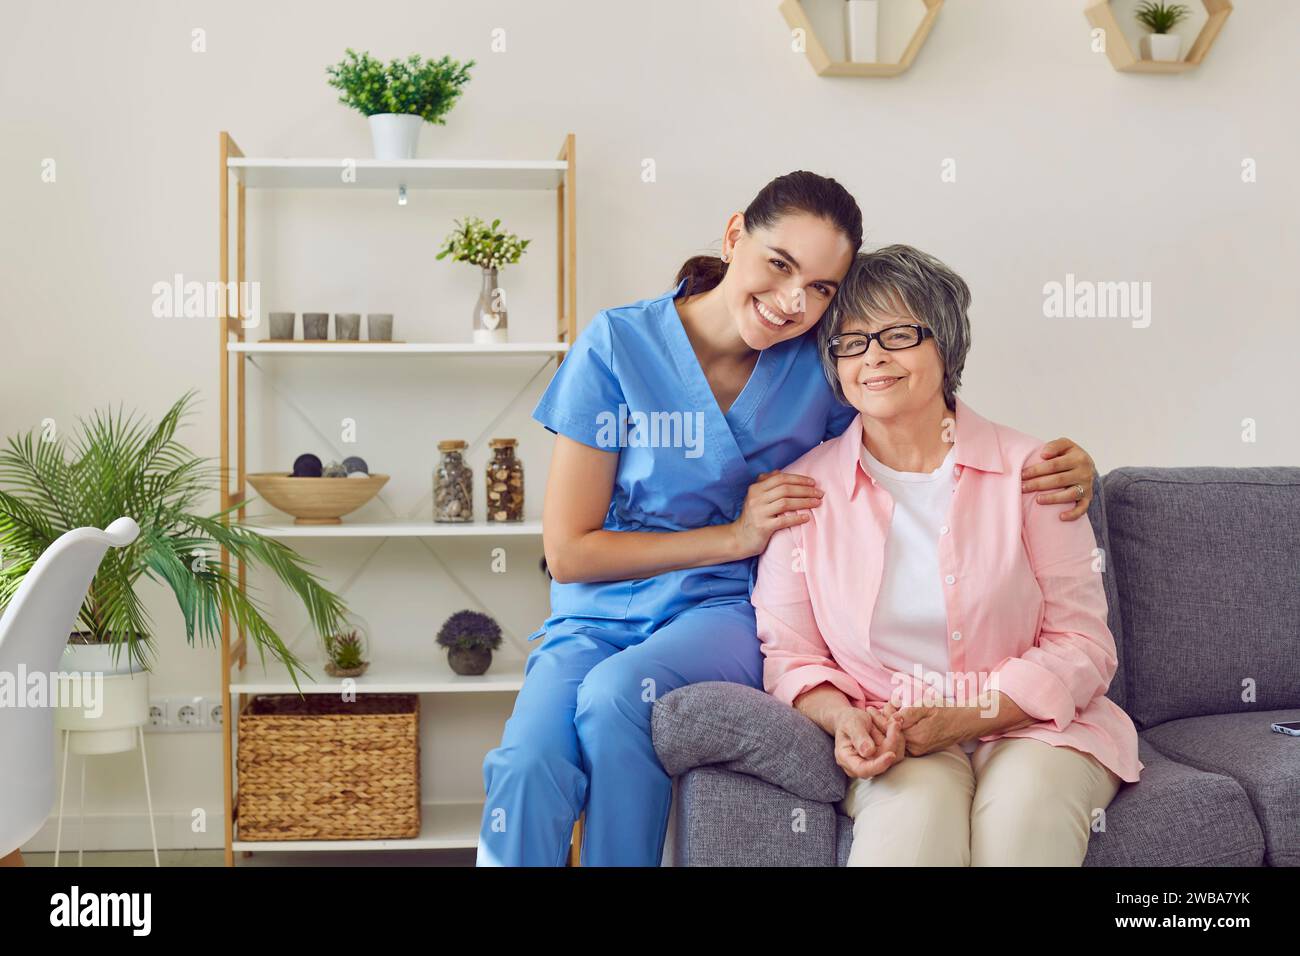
[236,693,420,841]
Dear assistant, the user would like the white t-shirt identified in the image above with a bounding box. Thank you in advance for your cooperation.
[860,442,977,755]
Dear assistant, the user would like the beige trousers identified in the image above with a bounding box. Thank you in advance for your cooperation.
[840,736,1122,866]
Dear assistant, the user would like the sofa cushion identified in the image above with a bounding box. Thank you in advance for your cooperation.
[1141,710,1298,866]
[1102,467,1300,729]
[1086,469,1129,712]
[652,681,848,803]
[1083,737,1264,866]
[674,766,839,866]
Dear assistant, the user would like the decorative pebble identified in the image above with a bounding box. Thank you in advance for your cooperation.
[323,460,348,478]
[346,470,369,478]
[292,453,323,478]
[342,455,369,475]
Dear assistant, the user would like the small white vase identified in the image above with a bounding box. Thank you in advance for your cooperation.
[845,0,879,63]
[473,266,509,344]
[1141,33,1183,62]
[368,113,423,160]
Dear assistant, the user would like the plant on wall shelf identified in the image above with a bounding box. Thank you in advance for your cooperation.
[0,390,348,691]
[436,609,502,676]
[436,217,531,271]
[1135,1,1191,34]
[437,217,532,344]
[326,48,475,160]
[324,629,368,678]
[1134,2,1190,62]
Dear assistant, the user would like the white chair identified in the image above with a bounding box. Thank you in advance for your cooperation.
[0,517,140,866]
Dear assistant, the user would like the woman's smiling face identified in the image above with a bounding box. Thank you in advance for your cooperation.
[721,212,855,351]
[835,292,948,420]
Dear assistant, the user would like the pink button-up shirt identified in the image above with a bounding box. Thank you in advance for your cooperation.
[752,398,1143,783]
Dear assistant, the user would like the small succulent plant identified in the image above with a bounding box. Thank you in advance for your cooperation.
[436,610,503,651]
[325,629,366,669]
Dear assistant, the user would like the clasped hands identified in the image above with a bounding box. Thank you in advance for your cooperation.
[833,697,997,780]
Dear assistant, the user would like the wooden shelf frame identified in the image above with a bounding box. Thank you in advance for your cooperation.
[216,130,577,866]
[1085,0,1233,74]
[779,0,943,78]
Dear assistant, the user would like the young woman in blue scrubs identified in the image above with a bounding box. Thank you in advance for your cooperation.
[476,171,1098,867]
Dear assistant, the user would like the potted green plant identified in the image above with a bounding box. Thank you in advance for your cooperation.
[326,49,475,160]
[323,628,369,678]
[0,390,348,699]
[435,217,531,344]
[1135,1,1191,62]
[435,610,502,676]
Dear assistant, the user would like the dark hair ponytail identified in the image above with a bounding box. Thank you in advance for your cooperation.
[674,170,863,300]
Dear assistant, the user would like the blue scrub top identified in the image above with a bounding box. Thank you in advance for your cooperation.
[531,278,856,634]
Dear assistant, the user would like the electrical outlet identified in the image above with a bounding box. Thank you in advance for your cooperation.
[204,698,223,729]
[176,699,203,728]
[147,698,170,731]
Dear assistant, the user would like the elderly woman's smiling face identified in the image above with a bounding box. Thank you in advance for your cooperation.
[833,290,950,421]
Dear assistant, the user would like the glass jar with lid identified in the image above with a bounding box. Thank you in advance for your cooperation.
[434,439,473,522]
[486,438,524,522]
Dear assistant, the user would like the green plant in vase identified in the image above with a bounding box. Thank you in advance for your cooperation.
[1135,2,1191,61]
[0,390,347,692]
[324,629,368,678]
[436,609,502,676]
[436,217,531,344]
[326,48,475,159]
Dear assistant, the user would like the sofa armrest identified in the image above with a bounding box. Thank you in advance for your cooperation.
[652,681,848,803]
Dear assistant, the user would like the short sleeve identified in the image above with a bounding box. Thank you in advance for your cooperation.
[532,311,625,449]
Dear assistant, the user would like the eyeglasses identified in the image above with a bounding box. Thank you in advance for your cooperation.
[827,325,934,357]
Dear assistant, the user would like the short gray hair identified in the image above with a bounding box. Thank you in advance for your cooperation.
[818,244,972,409]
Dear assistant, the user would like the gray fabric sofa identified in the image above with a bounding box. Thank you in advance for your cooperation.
[652,467,1300,866]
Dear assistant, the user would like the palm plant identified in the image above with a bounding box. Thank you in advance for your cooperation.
[0,390,347,692]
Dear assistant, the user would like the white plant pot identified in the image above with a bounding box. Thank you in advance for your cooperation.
[845,0,879,63]
[1141,33,1182,62]
[368,113,423,160]
[62,639,145,677]
[54,672,150,755]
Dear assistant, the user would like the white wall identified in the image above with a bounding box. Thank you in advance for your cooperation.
[2,0,1296,849]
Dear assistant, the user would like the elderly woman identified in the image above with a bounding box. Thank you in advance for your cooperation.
[751,245,1142,866]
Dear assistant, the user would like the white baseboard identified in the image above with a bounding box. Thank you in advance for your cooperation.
[23,811,225,853]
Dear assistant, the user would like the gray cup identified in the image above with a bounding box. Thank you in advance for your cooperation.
[303,312,329,339]
[367,313,394,341]
[335,313,361,340]
[268,312,295,340]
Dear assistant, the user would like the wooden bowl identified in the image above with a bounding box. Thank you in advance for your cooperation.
[246,473,389,525]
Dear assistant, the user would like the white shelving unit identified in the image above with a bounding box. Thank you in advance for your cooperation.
[230,653,526,696]
[227,157,567,190]
[232,802,485,853]
[229,341,570,355]
[243,516,545,538]
[216,131,576,864]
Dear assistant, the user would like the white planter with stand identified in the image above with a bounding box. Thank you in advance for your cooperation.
[1141,33,1183,62]
[368,113,423,160]
[53,643,158,865]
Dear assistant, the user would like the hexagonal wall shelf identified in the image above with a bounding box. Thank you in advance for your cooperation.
[779,0,943,77]
[1085,0,1233,73]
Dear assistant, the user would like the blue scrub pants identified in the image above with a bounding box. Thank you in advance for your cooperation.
[476,599,763,866]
